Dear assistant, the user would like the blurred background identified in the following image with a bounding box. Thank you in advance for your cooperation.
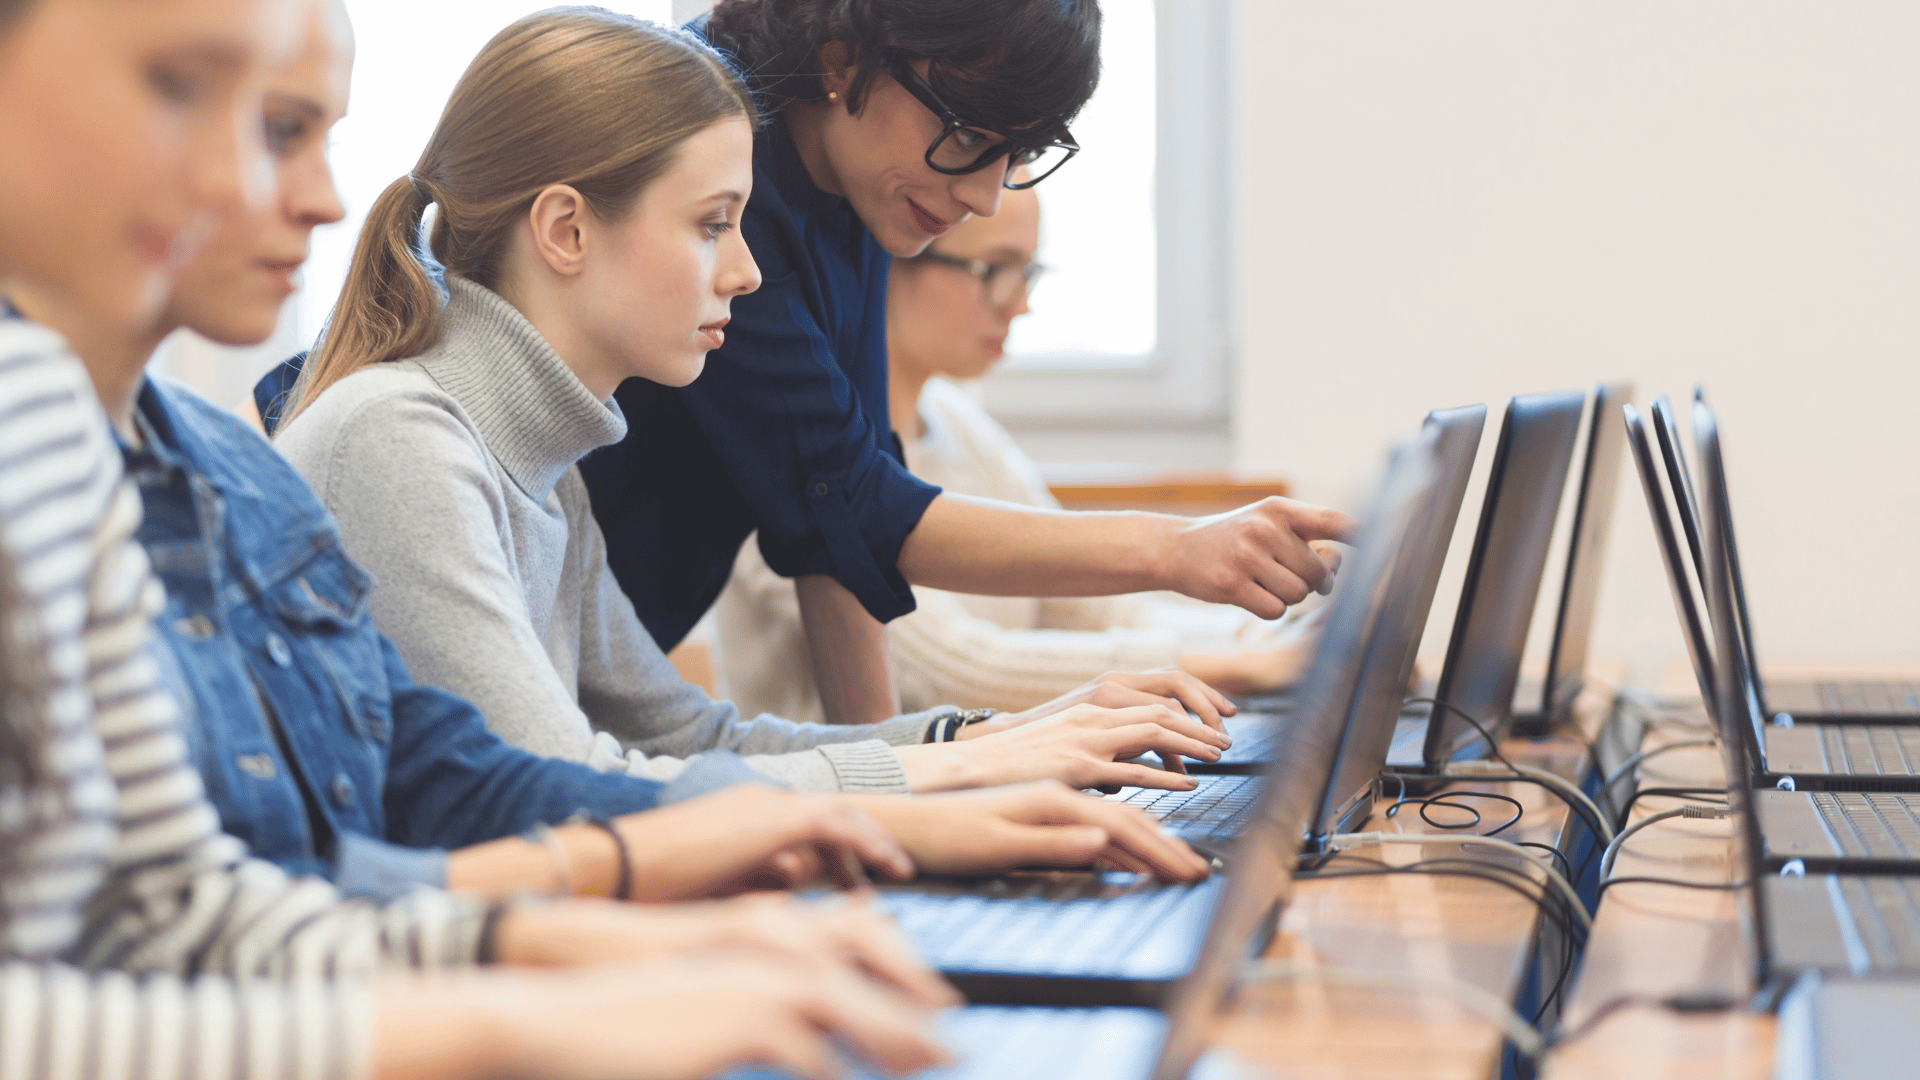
[159,0,1920,685]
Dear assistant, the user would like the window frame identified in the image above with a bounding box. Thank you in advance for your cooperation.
[978,0,1233,435]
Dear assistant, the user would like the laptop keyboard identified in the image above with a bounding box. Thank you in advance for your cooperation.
[1121,774,1262,841]
[724,1006,1167,1080]
[1219,718,1288,763]
[1836,876,1920,969]
[879,877,1212,975]
[1817,681,1920,715]
[1810,793,1920,859]
[1819,726,1920,776]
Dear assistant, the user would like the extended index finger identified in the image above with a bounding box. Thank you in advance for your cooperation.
[1281,498,1359,544]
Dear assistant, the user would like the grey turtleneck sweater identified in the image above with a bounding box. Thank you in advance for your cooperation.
[275,277,937,792]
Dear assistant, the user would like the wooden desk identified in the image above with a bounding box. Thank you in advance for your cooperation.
[1214,695,1601,1079]
[1543,704,1767,1080]
[1047,474,1292,515]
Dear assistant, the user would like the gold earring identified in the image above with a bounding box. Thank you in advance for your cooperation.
[828,90,839,101]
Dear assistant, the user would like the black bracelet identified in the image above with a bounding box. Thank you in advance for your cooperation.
[476,897,514,964]
[576,813,633,902]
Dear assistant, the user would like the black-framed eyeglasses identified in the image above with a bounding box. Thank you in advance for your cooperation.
[906,249,1047,308]
[878,53,1078,190]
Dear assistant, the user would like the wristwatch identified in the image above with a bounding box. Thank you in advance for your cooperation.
[929,707,999,743]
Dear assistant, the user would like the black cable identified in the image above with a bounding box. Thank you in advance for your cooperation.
[1596,876,1749,896]
[1302,853,1587,1075]
[1512,842,1576,894]
[1382,769,1610,867]
[1404,696,1525,772]
[1545,991,1740,1052]
[1383,789,1526,836]
[1400,695,1612,852]
[1612,786,1729,833]
[1302,858,1588,948]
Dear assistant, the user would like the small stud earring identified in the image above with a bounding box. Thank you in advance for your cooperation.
[828,90,839,101]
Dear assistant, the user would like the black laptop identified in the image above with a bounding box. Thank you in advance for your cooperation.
[1510,382,1633,733]
[1385,389,1587,773]
[1689,404,1920,992]
[1631,400,1920,797]
[876,438,1441,1007]
[1120,419,1466,860]
[1650,393,1920,723]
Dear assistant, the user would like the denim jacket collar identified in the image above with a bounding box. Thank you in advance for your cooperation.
[415,277,627,503]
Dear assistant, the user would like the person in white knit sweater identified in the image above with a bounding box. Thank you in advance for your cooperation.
[717,185,1323,723]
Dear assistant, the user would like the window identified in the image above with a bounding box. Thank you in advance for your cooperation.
[979,0,1233,467]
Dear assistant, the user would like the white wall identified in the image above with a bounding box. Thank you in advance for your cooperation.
[1231,1,1920,681]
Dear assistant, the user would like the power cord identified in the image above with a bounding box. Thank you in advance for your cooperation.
[1597,804,1734,880]
[1401,696,1616,844]
[1611,786,1727,832]
[1596,875,1748,896]
[1329,832,1591,929]
[1544,991,1741,1053]
[1596,739,1717,819]
[1384,787,1526,835]
[1242,958,1547,1060]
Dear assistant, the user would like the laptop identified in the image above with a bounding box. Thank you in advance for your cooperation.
[1387,389,1587,773]
[1630,399,1920,795]
[1650,393,1920,723]
[1191,404,1485,777]
[1510,382,1634,733]
[876,439,1440,1007]
[727,660,1326,1080]
[1774,973,1920,1080]
[1120,422,1464,862]
[1690,403,1920,992]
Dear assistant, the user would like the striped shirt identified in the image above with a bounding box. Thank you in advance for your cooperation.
[0,319,489,1080]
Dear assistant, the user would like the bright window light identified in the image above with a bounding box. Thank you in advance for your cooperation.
[297,1,675,345]
[1002,0,1157,366]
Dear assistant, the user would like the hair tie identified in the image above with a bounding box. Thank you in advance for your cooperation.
[406,174,431,202]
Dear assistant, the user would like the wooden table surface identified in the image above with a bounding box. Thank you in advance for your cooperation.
[1214,701,1598,1079]
[1542,698,1768,1080]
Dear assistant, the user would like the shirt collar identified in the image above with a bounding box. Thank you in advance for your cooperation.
[414,277,627,502]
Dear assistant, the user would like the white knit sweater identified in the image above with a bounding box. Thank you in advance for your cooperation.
[276,278,940,794]
[716,377,1265,723]
[0,321,489,1080]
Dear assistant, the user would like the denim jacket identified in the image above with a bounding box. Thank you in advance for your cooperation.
[128,377,689,893]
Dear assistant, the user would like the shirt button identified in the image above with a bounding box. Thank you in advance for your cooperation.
[237,753,276,780]
[173,615,216,640]
[329,774,355,809]
[813,482,830,496]
[265,633,293,667]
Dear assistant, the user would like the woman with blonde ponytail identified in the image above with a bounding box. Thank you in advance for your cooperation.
[271,7,1217,864]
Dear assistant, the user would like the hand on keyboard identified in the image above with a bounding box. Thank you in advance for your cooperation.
[964,668,1239,732]
[846,781,1214,882]
[900,702,1230,792]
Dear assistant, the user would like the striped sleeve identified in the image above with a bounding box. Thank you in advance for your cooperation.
[0,324,472,1080]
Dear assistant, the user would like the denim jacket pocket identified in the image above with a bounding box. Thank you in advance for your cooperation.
[269,548,394,743]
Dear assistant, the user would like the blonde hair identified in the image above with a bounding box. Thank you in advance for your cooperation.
[288,7,754,421]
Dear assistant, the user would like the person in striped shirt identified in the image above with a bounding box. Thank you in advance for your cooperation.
[0,0,957,1076]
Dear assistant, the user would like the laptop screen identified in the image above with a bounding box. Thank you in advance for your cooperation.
[1424,390,1586,767]
[1624,403,1717,714]
[1693,399,1780,990]
[1149,436,1441,1080]
[1311,404,1484,839]
[1540,382,1633,720]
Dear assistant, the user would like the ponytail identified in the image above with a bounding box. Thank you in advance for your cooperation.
[284,8,754,423]
[289,175,440,422]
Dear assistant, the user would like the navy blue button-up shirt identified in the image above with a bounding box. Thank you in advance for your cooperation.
[131,377,671,891]
[578,116,942,651]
